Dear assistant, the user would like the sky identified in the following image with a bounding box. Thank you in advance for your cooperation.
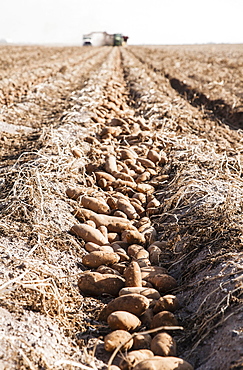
[0,0,243,45]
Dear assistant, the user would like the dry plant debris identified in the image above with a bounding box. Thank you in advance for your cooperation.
[0,44,242,370]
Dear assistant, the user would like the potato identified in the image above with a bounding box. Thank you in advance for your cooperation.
[99,294,150,321]
[128,245,149,260]
[153,295,180,314]
[117,198,138,220]
[147,246,161,265]
[70,224,108,245]
[150,311,178,329]
[136,171,151,183]
[78,272,124,296]
[122,230,146,245]
[95,171,116,182]
[141,266,168,281]
[119,350,154,370]
[111,241,129,250]
[81,195,110,214]
[130,200,145,217]
[151,332,176,356]
[132,193,147,205]
[119,286,160,301]
[66,187,83,200]
[147,150,161,164]
[105,154,118,174]
[82,251,120,268]
[97,265,122,276]
[75,208,135,233]
[146,198,160,209]
[124,261,142,287]
[85,220,96,228]
[84,242,114,253]
[113,171,135,183]
[148,274,177,293]
[133,334,152,350]
[136,184,155,194]
[120,148,138,160]
[71,148,82,158]
[113,210,128,219]
[132,356,194,370]
[137,158,156,169]
[104,330,133,352]
[107,311,141,331]
[112,262,127,275]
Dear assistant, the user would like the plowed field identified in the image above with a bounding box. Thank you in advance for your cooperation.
[0,44,242,370]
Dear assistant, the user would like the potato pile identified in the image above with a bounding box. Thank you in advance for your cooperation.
[67,76,194,370]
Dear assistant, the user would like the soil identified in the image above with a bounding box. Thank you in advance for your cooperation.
[0,44,242,370]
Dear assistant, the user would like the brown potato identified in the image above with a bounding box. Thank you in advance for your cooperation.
[148,274,177,293]
[70,224,108,245]
[132,193,147,205]
[147,245,161,265]
[153,295,180,314]
[150,311,178,329]
[117,198,138,219]
[122,229,146,245]
[85,220,97,228]
[75,208,135,233]
[127,245,149,259]
[141,266,168,280]
[84,242,113,253]
[97,265,122,276]
[66,187,83,200]
[105,154,118,174]
[136,171,151,183]
[119,350,154,370]
[133,334,152,350]
[78,272,124,296]
[81,195,110,214]
[151,332,176,356]
[147,150,161,164]
[95,171,116,182]
[133,356,194,370]
[107,311,141,331]
[119,287,160,300]
[137,158,156,169]
[99,294,150,321]
[82,251,120,268]
[136,184,155,194]
[104,330,133,352]
[124,261,142,287]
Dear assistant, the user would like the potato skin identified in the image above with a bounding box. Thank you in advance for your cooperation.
[70,224,108,245]
[132,356,194,370]
[107,311,141,331]
[99,294,150,321]
[148,274,177,293]
[78,272,124,296]
[82,251,120,268]
[104,330,133,352]
[124,261,142,287]
[151,332,176,356]
[153,295,180,314]
[150,311,178,329]
[119,349,154,370]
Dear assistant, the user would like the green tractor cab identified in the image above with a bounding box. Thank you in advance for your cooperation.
[113,34,123,46]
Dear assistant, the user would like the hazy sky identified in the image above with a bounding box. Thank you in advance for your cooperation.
[1,0,243,45]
